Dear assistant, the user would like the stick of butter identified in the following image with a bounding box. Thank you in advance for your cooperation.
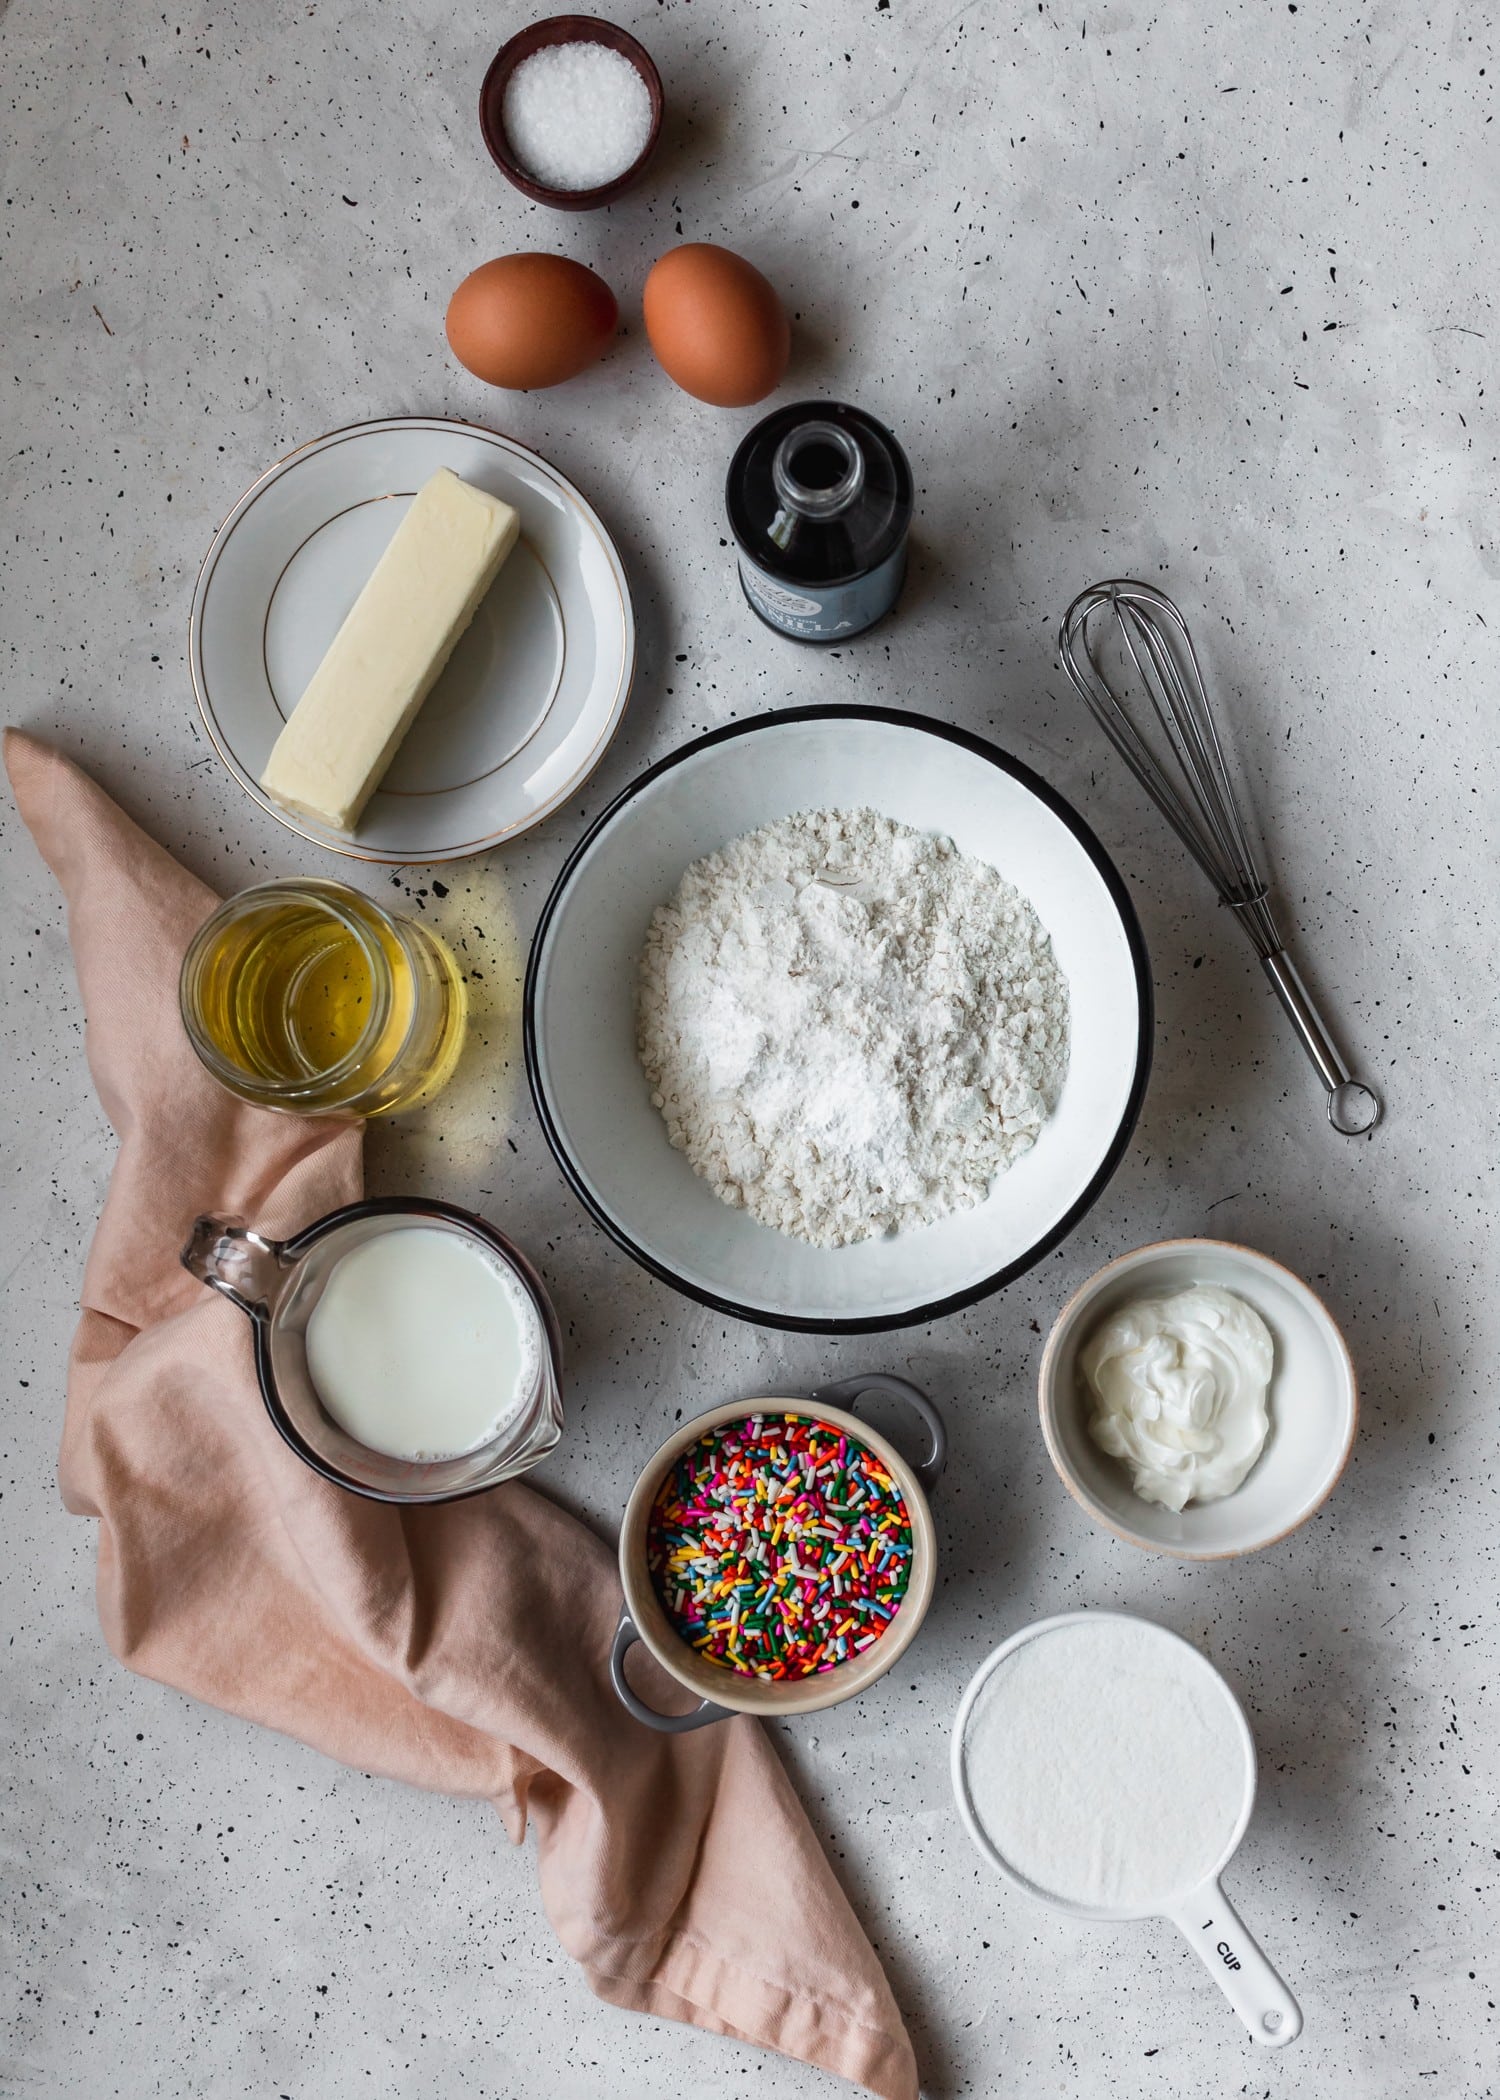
[260,467,521,833]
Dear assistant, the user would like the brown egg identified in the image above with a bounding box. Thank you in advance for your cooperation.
[642,244,790,408]
[446,254,618,390]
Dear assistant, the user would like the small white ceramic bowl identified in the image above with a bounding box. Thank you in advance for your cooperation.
[1039,1238,1357,1558]
[525,707,1151,1332]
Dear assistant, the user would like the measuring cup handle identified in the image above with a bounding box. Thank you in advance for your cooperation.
[1165,1878,1302,2047]
[180,1214,282,1319]
[811,1374,946,1492]
[609,1612,734,1734]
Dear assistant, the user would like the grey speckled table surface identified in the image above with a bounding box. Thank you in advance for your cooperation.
[3,1,1497,2094]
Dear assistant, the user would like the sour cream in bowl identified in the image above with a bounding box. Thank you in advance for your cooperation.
[1080,1284,1275,1513]
[1038,1238,1357,1559]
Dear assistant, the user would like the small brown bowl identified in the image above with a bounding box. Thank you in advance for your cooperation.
[479,15,663,211]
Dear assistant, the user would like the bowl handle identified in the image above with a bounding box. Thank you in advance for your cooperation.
[812,1374,947,1493]
[1163,1877,1302,2046]
[609,1610,735,1733]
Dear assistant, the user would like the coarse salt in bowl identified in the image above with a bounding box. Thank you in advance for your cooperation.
[480,18,664,211]
[504,44,651,190]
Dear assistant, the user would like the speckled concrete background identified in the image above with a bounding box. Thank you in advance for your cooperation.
[3,1,1497,2094]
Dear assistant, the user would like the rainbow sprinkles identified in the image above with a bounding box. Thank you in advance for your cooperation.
[646,1412,914,1680]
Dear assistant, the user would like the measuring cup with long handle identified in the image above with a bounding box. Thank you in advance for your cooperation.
[952,1612,1302,2049]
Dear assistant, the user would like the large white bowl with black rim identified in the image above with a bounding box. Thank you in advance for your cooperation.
[525,708,1152,1333]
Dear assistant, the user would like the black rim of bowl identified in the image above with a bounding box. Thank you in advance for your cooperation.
[523,705,1154,1335]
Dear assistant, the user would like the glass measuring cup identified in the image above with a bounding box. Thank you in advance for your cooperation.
[951,1611,1302,2047]
[181,1198,563,1503]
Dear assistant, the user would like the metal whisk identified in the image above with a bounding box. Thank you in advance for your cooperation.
[1058,580,1380,1135]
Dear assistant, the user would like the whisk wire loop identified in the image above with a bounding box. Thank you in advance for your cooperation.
[1058,579,1380,1135]
[1116,594,1281,955]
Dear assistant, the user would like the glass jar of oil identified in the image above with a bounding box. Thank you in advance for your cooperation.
[179,879,466,1117]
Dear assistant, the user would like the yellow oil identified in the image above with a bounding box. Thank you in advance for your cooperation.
[184,883,465,1116]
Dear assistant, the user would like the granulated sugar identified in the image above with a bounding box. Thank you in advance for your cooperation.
[959,1618,1250,1913]
[635,808,1070,1248]
[502,43,653,192]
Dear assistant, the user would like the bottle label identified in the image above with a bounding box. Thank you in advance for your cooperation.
[738,541,907,641]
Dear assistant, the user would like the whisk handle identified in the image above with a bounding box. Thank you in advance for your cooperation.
[1260,951,1381,1135]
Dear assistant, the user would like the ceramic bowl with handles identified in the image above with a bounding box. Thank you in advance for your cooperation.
[611,1374,945,1731]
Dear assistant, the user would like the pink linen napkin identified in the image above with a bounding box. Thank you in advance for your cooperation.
[5,729,919,2100]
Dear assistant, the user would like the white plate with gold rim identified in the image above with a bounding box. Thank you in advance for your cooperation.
[189,416,635,864]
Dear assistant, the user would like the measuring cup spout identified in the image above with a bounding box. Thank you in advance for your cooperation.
[1165,1878,1302,2047]
[181,1214,284,1319]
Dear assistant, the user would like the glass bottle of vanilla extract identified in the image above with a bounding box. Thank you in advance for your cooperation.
[726,401,913,643]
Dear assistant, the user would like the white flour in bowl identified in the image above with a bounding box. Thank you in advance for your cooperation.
[635,808,1069,1247]
[959,1617,1250,1913]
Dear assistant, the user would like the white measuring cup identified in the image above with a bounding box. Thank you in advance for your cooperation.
[951,1611,1302,2047]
